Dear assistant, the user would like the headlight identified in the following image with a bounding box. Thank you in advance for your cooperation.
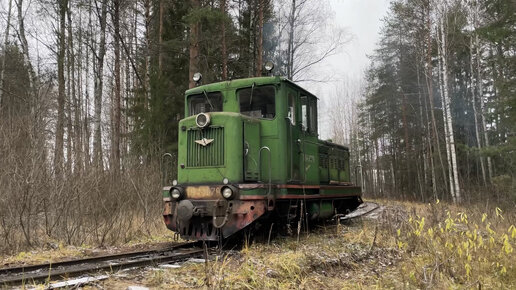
[171,188,181,199]
[264,61,274,72]
[170,187,185,200]
[196,113,210,128]
[193,72,202,83]
[221,187,234,200]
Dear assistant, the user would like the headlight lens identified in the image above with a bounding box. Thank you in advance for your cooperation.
[264,61,274,72]
[196,113,210,128]
[171,188,181,199]
[222,187,233,199]
[193,72,202,82]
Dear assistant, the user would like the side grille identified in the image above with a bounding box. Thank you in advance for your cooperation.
[187,127,224,167]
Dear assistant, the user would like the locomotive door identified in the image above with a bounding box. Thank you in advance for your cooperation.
[287,89,301,182]
[299,94,319,184]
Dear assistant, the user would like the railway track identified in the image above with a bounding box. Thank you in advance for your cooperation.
[0,242,204,286]
[340,201,381,221]
[0,202,379,287]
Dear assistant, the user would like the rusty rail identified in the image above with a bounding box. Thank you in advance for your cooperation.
[0,242,202,286]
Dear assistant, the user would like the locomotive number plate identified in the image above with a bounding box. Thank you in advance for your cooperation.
[186,186,218,199]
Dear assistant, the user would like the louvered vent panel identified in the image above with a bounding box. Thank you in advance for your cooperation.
[187,127,224,167]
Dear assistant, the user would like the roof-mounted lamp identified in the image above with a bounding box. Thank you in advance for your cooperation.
[264,61,274,75]
[193,72,202,86]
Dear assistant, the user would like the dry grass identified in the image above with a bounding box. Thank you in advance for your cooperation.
[3,198,515,289]
[0,221,175,268]
[113,198,515,289]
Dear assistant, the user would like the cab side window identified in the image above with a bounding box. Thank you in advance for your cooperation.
[309,97,318,134]
[238,85,276,119]
[300,95,317,135]
[288,93,296,125]
[301,96,308,131]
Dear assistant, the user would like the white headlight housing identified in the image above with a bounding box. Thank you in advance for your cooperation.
[196,113,210,128]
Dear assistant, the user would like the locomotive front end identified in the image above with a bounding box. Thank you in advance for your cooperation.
[162,84,272,240]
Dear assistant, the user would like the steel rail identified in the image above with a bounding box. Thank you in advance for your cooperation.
[340,202,380,221]
[0,242,202,286]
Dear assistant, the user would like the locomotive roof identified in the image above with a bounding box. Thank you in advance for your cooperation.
[185,76,318,100]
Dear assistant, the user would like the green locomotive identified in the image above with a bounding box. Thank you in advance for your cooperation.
[163,74,362,241]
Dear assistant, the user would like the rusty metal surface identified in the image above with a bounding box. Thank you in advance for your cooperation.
[163,199,267,241]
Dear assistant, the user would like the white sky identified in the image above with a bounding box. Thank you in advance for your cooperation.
[300,0,391,139]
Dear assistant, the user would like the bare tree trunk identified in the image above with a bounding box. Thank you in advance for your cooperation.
[54,0,68,176]
[74,6,83,173]
[189,0,200,89]
[0,0,13,110]
[469,35,486,185]
[439,16,461,202]
[256,0,264,76]
[158,0,163,75]
[66,1,74,174]
[475,33,492,182]
[111,0,121,175]
[438,37,455,200]
[83,0,93,169]
[221,0,227,80]
[93,0,108,170]
[144,0,151,103]
[286,0,296,79]
[424,0,445,197]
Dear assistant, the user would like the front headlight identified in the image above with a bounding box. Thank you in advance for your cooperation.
[171,188,181,199]
[221,186,234,200]
[170,187,185,200]
[196,113,210,128]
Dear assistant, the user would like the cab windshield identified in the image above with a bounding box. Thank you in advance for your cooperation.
[238,85,276,119]
[188,91,223,116]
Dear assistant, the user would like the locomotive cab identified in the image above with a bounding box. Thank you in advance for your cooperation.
[163,76,361,241]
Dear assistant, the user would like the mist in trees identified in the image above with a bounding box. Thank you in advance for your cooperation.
[338,0,516,204]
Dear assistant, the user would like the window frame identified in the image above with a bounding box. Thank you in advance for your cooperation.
[237,84,277,120]
[187,91,224,117]
[300,94,318,135]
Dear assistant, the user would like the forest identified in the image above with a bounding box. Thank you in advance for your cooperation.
[353,0,515,204]
[0,0,514,255]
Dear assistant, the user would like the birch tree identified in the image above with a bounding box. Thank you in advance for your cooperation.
[437,1,460,202]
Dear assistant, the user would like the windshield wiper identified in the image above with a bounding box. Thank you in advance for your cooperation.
[249,82,255,106]
[202,90,214,111]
